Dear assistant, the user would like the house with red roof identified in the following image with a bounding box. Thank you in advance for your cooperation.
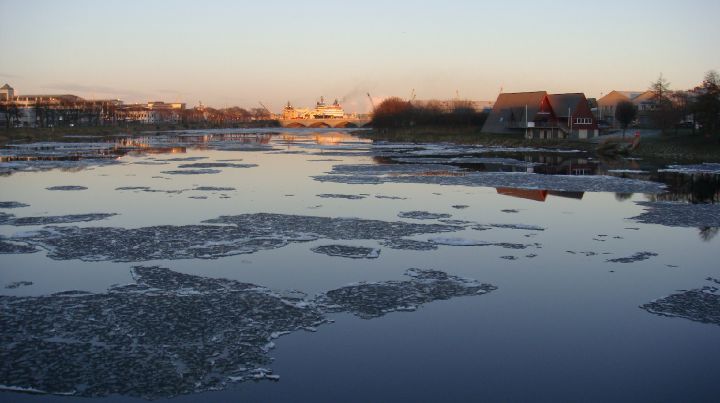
[481,91,598,139]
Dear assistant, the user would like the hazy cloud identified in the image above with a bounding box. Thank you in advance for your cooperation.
[0,72,22,79]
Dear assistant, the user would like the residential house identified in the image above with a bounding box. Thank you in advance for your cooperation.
[481,91,598,139]
[597,90,655,128]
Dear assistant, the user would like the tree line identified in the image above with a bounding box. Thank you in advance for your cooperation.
[370,97,488,129]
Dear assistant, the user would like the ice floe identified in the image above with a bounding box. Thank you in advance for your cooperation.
[398,211,452,220]
[428,237,530,249]
[641,278,720,326]
[606,251,658,263]
[160,169,222,175]
[316,194,366,200]
[379,238,438,251]
[314,165,666,193]
[4,281,33,289]
[658,163,720,175]
[315,268,496,319]
[0,212,117,226]
[7,213,461,262]
[0,240,38,254]
[176,162,258,169]
[310,245,381,259]
[0,266,496,398]
[45,185,88,191]
[0,202,29,209]
[193,186,236,192]
[629,201,720,228]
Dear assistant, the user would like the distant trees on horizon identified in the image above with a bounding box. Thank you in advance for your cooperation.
[370,97,488,129]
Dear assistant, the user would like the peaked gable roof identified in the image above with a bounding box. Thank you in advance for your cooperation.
[547,93,586,118]
[481,91,547,133]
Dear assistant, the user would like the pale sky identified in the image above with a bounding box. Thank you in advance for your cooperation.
[1,0,719,113]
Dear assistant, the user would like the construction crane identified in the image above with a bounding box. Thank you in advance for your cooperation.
[366,92,375,111]
[258,102,273,119]
[410,88,416,101]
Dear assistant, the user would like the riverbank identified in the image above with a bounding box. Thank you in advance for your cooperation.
[359,127,595,152]
[0,121,280,146]
[359,127,720,162]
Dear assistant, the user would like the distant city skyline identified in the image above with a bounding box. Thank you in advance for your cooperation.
[2,0,719,112]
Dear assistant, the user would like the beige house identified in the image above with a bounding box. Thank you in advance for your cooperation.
[597,90,655,128]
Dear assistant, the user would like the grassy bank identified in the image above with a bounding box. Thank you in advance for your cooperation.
[0,121,280,146]
[359,127,720,162]
[633,133,720,162]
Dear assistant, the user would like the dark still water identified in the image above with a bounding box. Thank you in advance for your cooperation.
[1,129,719,402]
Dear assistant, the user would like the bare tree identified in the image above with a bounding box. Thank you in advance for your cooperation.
[649,74,679,133]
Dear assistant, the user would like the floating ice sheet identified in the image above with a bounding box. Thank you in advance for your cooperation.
[390,156,542,168]
[314,165,666,193]
[310,245,381,259]
[316,194,366,200]
[0,240,38,254]
[8,213,461,262]
[0,212,117,226]
[0,266,496,398]
[45,185,88,191]
[629,201,720,228]
[641,278,720,326]
[658,163,720,175]
[0,202,29,209]
[428,237,529,249]
[2,159,122,175]
[160,169,222,175]
[4,281,33,289]
[176,162,258,169]
[398,211,452,220]
[194,186,236,192]
[606,251,658,263]
[380,238,438,251]
[316,268,497,319]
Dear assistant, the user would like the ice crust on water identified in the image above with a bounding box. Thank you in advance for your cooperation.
[390,156,542,168]
[0,240,38,254]
[4,281,33,289]
[0,202,30,209]
[45,185,88,191]
[160,169,222,175]
[380,238,438,251]
[193,186,236,192]
[629,201,720,228]
[316,194,366,200]
[658,163,720,175]
[176,162,258,169]
[4,160,122,175]
[315,268,497,319]
[314,164,666,193]
[641,278,720,326]
[428,237,491,246]
[428,237,530,249]
[606,251,658,263]
[0,212,117,226]
[8,213,461,262]
[0,266,496,398]
[310,245,381,259]
[398,211,452,220]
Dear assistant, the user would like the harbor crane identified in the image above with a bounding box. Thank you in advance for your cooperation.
[366,92,375,111]
[258,101,273,119]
